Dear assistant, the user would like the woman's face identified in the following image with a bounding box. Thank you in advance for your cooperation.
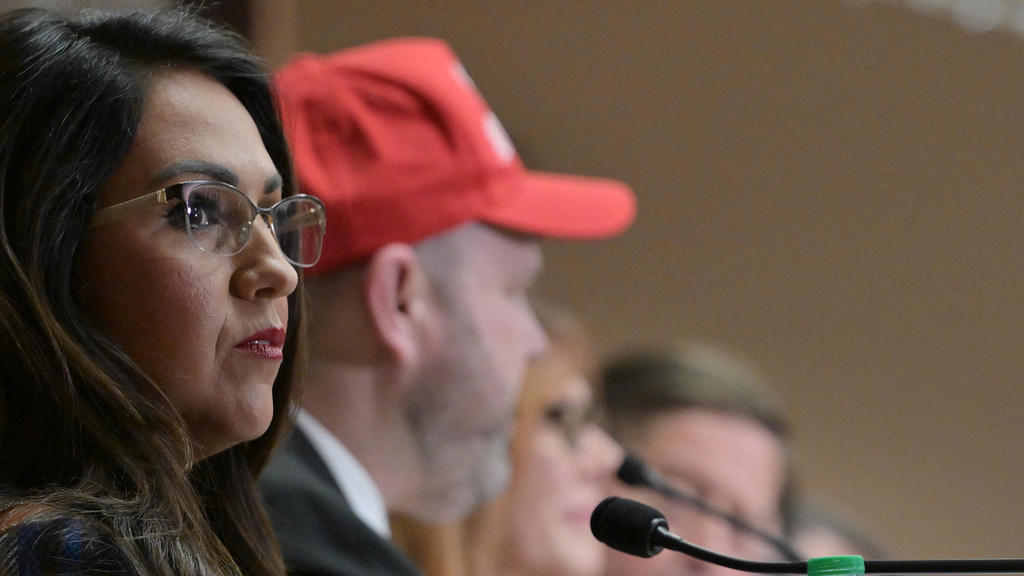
[77,68,297,460]
[504,357,623,576]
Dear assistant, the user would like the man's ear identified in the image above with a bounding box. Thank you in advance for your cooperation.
[362,243,434,366]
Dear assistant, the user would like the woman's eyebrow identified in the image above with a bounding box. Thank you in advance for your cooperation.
[150,160,238,188]
[263,173,283,196]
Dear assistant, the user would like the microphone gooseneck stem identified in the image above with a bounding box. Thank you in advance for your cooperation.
[655,526,808,573]
[659,527,1024,574]
[667,488,800,561]
[594,496,1024,575]
[865,559,1024,574]
[618,455,800,561]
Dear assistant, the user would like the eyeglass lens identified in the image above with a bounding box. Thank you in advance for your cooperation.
[183,183,324,267]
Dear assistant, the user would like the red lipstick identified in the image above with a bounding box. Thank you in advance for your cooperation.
[236,327,286,360]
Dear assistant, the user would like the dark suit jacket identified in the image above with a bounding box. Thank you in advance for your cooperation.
[260,428,423,576]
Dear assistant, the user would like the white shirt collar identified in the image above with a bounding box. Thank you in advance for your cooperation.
[295,408,391,538]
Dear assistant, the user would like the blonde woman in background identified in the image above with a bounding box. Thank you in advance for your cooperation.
[391,302,623,576]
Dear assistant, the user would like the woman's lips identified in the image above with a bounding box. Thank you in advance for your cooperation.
[236,327,286,360]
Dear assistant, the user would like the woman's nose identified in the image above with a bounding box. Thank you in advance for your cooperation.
[230,219,298,301]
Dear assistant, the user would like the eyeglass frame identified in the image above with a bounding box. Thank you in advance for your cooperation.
[541,400,604,451]
[89,180,326,268]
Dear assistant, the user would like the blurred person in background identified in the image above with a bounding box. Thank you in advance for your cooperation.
[390,301,623,576]
[601,341,795,576]
[259,38,635,576]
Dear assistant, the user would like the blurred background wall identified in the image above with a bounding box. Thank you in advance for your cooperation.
[16,0,1024,560]
[263,0,1024,558]
[273,1,1024,558]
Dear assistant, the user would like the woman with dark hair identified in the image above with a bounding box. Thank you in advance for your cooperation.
[0,6,325,576]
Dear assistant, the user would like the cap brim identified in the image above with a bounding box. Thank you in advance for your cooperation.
[482,171,636,239]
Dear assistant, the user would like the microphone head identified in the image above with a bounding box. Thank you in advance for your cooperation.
[591,496,669,558]
[616,454,655,487]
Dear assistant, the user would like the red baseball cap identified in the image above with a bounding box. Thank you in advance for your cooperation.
[274,37,636,276]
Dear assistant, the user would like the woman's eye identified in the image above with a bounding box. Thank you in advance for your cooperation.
[164,192,222,231]
[542,402,596,449]
[186,194,222,229]
[543,403,569,426]
[187,205,214,228]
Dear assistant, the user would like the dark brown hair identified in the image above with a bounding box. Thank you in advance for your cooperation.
[0,7,302,576]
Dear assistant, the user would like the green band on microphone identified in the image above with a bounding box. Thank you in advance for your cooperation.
[808,556,865,576]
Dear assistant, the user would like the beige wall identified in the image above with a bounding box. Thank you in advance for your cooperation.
[260,0,1024,559]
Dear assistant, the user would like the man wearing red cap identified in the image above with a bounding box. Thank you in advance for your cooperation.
[260,37,635,576]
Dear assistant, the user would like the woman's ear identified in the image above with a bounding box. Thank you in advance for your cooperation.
[362,243,435,367]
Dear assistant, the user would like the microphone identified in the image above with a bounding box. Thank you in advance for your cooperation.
[592,496,805,573]
[616,454,801,561]
[590,495,668,558]
[591,496,1024,574]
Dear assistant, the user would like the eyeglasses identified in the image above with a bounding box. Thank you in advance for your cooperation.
[625,467,800,562]
[657,488,794,561]
[542,401,602,450]
[90,181,326,268]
